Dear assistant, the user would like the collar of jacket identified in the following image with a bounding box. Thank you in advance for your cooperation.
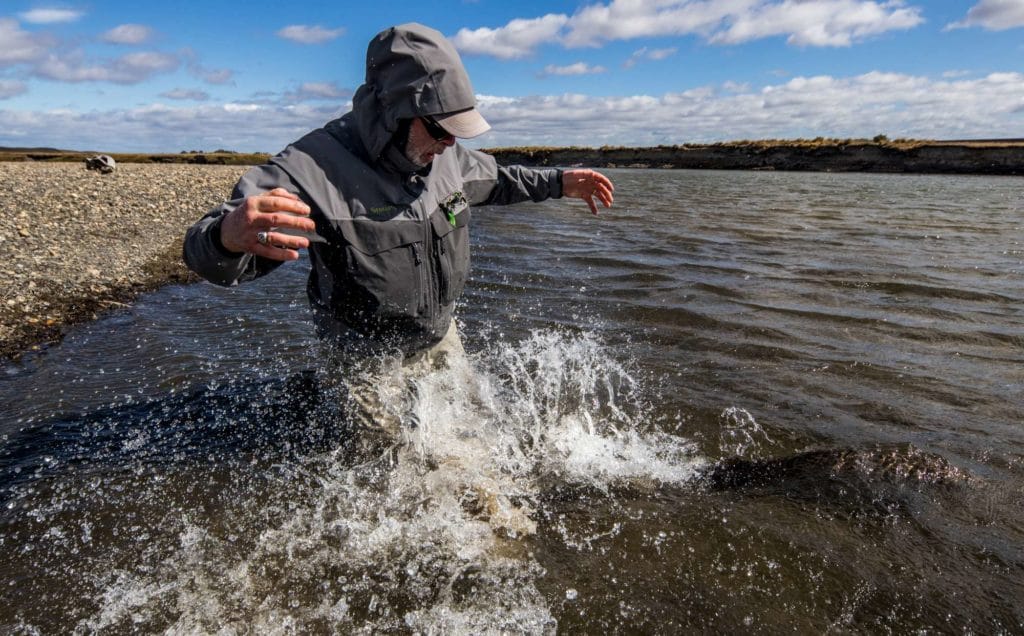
[325,116,431,179]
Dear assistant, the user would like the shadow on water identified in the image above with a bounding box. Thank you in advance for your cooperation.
[0,370,364,633]
[0,370,347,493]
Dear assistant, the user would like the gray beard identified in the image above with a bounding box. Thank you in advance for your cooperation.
[405,149,429,168]
[402,124,433,168]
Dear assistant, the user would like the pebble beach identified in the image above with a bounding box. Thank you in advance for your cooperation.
[0,162,248,360]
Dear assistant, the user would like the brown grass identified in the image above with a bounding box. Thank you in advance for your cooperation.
[2,139,1022,164]
[485,138,1024,153]
[0,151,271,165]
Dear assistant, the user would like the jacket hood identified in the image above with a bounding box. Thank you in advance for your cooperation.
[351,23,479,162]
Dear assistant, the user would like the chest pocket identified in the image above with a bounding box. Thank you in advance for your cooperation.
[337,218,425,317]
[430,204,471,306]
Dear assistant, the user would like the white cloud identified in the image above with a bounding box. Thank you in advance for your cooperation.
[708,0,924,46]
[624,46,678,68]
[276,25,346,44]
[452,14,569,59]
[563,0,717,47]
[0,101,347,152]
[475,94,519,107]
[455,1,924,57]
[473,70,1024,147]
[244,82,353,106]
[160,88,210,101]
[101,24,154,45]
[947,0,1024,30]
[1,71,1020,152]
[646,47,678,61]
[180,48,234,85]
[541,62,607,76]
[583,0,924,47]
[288,82,352,100]
[195,67,233,84]
[223,103,262,113]
[18,8,83,24]
[35,51,179,84]
[0,18,55,66]
[0,79,27,99]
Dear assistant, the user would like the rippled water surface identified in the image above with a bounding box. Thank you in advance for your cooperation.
[2,169,1022,632]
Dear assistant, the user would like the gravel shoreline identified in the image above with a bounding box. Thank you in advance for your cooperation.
[0,162,247,360]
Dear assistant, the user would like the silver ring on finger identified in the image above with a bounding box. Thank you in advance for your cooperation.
[256,230,270,246]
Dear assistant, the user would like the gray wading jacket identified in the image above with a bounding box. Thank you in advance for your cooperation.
[183,24,562,355]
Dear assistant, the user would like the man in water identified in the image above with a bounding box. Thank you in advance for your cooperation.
[183,23,614,448]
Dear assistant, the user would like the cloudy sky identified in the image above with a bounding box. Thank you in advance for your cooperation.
[1,1,1022,152]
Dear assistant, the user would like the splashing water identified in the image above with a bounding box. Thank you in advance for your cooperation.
[718,406,775,459]
[50,329,706,633]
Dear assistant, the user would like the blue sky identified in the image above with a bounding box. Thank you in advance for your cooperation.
[0,1,1022,152]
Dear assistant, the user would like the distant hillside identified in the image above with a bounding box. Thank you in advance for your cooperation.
[485,139,1024,176]
[0,148,270,166]
[0,145,89,153]
[2,139,1022,175]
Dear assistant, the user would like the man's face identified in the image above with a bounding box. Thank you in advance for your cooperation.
[404,117,456,167]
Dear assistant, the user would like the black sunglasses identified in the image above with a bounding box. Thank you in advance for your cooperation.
[421,115,451,141]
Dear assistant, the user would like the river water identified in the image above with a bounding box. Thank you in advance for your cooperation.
[1,169,1022,633]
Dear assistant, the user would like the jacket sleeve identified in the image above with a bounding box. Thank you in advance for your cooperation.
[455,146,563,206]
[182,162,305,287]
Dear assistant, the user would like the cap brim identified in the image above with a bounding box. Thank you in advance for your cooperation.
[435,108,490,139]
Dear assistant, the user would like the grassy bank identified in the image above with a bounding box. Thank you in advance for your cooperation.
[3,138,1022,175]
[485,138,1024,176]
[0,150,270,166]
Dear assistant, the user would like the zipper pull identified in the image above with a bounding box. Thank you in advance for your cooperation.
[411,242,423,265]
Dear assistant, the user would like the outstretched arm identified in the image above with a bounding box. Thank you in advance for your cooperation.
[561,169,615,215]
[455,146,614,213]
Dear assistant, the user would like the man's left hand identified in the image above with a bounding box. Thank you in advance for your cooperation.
[562,169,615,215]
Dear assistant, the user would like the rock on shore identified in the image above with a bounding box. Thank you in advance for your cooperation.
[0,162,247,360]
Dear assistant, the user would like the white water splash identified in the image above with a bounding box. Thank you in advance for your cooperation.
[78,329,705,633]
[718,406,774,459]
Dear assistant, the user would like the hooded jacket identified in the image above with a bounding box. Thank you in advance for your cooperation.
[183,24,563,355]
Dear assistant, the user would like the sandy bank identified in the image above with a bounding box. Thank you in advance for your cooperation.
[0,162,246,360]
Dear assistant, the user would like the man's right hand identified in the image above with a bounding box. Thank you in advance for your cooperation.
[219,187,317,261]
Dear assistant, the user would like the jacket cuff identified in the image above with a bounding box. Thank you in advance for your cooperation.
[553,168,564,198]
[210,215,245,258]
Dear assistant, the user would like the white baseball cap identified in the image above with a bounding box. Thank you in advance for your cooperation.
[432,107,490,139]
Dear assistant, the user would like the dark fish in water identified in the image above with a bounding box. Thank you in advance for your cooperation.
[700,445,974,518]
